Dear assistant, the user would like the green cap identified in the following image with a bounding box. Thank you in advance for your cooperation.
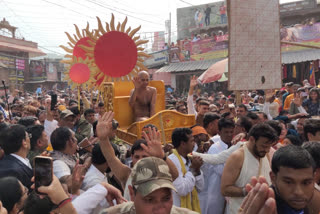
[132,157,176,197]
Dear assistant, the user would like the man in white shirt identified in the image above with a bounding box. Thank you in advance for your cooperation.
[82,143,109,191]
[50,127,78,179]
[81,143,123,214]
[201,118,235,214]
[82,143,122,194]
[168,127,204,213]
[0,125,33,189]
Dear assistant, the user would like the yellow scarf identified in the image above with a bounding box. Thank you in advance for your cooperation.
[172,149,201,213]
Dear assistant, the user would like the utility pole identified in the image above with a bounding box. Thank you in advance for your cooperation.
[168,12,171,46]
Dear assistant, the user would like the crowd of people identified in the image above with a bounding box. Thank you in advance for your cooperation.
[0,71,319,214]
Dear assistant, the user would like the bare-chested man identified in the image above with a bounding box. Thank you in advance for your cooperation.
[129,71,157,122]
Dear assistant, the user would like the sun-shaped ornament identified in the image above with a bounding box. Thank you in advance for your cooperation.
[60,23,97,90]
[80,14,150,85]
[63,56,95,90]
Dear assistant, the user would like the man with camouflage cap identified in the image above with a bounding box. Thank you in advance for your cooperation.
[101,157,198,214]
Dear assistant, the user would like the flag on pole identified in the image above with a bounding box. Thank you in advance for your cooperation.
[310,63,316,86]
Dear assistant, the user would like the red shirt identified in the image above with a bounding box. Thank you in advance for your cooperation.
[220,6,226,15]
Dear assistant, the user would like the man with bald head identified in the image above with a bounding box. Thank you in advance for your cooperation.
[129,71,157,122]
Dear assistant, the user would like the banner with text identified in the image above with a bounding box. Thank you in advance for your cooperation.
[181,35,228,61]
[29,60,46,81]
[281,22,320,52]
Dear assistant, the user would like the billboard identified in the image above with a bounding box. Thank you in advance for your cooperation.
[178,22,320,61]
[181,34,228,60]
[177,1,226,40]
[29,60,46,81]
[281,22,320,52]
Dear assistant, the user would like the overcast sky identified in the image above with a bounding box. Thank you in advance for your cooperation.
[0,0,302,56]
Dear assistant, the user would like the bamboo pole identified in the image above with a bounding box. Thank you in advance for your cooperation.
[235,91,241,105]
[281,41,320,49]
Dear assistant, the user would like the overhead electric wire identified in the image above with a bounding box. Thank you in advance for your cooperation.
[178,0,194,6]
[0,0,78,55]
[0,0,196,54]
[41,0,95,19]
[112,0,164,17]
[86,0,165,26]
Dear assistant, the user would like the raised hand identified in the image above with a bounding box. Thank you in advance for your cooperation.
[190,75,198,89]
[133,76,142,89]
[97,111,114,141]
[141,127,164,159]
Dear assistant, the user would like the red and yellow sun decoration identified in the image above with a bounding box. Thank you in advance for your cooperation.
[60,23,95,90]
[60,14,150,92]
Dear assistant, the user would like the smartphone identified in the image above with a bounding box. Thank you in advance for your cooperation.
[34,156,53,195]
[78,137,94,153]
[50,94,57,111]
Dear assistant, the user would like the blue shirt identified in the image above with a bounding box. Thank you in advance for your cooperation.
[36,87,42,95]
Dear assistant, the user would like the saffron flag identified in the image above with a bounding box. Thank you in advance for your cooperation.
[310,63,316,86]
[292,65,296,78]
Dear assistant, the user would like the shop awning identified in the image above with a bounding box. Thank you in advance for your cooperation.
[0,41,46,58]
[156,49,320,73]
[156,58,224,73]
[282,49,320,64]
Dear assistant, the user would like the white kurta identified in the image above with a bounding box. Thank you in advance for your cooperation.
[168,153,204,207]
[226,145,271,214]
[82,164,108,191]
[199,139,229,214]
